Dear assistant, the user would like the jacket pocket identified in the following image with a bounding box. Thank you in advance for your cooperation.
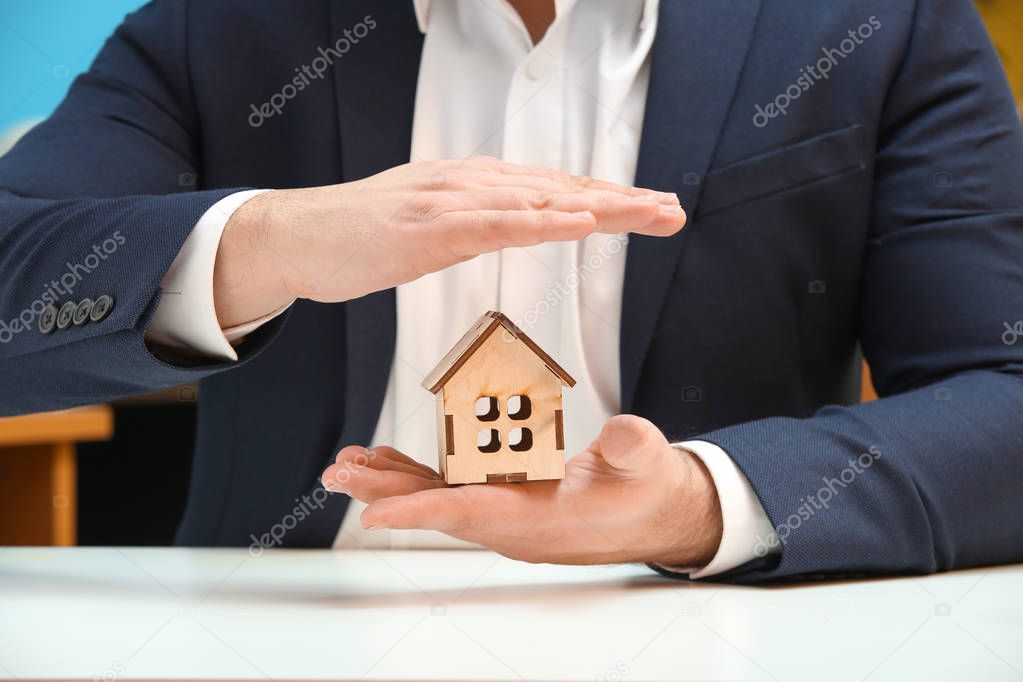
[698,124,866,216]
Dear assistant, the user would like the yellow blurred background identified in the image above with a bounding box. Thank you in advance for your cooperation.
[976,0,1023,114]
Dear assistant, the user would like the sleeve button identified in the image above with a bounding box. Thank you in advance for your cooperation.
[90,294,114,322]
[56,301,77,330]
[38,305,58,334]
[73,298,94,326]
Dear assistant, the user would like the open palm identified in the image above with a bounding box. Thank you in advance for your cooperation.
[321,415,722,566]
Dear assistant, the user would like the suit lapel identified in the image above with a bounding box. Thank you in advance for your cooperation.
[283,1,422,548]
[620,0,762,412]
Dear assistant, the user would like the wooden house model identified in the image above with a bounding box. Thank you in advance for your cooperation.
[421,311,575,484]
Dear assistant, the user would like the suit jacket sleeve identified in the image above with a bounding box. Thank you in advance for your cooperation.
[695,0,1023,582]
[0,0,284,416]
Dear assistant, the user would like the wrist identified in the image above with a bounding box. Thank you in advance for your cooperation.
[213,190,295,328]
[653,446,723,567]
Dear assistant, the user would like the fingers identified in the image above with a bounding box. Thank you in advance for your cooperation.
[434,157,686,238]
[323,459,446,501]
[478,171,678,206]
[628,203,686,237]
[361,482,553,534]
[324,445,443,501]
[345,445,442,479]
[476,157,679,205]
[590,414,671,472]
[361,487,473,531]
[440,209,598,254]
[354,454,436,479]
[442,187,681,236]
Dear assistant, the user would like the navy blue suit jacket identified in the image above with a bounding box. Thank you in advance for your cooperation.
[1,0,1022,582]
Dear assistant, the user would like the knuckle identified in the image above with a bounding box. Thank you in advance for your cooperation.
[423,164,468,191]
[461,210,487,233]
[521,214,547,244]
[528,191,556,210]
[531,211,553,233]
[444,168,470,188]
[432,166,469,190]
[408,197,443,222]
[593,192,616,211]
[572,174,594,189]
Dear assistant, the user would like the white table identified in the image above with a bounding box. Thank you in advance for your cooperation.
[0,548,1019,681]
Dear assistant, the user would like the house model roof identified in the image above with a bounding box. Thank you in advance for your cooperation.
[421,311,576,394]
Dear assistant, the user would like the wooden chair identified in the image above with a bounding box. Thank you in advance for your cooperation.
[0,406,113,546]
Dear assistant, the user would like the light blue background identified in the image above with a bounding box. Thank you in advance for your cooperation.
[0,0,146,139]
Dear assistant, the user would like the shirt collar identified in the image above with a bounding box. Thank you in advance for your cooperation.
[412,0,659,34]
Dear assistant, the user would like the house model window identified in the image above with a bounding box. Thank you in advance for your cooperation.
[421,311,576,484]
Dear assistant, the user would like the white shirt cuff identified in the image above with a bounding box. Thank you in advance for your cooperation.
[145,189,292,361]
[657,440,778,579]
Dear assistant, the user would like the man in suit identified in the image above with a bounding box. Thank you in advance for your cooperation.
[1,0,1021,583]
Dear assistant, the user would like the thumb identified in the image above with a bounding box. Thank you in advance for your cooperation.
[591,414,671,471]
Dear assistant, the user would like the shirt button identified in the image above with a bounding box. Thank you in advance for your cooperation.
[73,298,94,326]
[90,294,115,323]
[56,301,77,330]
[525,56,549,81]
[39,305,58,334]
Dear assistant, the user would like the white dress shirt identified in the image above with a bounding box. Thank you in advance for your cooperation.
[146,0,775,578]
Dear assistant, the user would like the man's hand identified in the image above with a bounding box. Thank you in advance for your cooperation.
[213,156,685,328]
[321,415,723,567]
